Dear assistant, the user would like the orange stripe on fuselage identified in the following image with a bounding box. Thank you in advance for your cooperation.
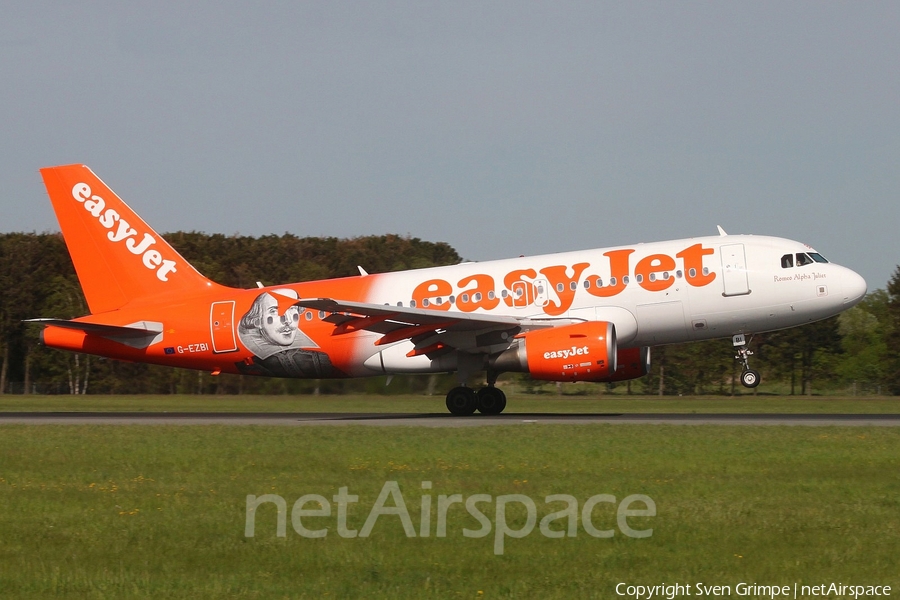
[41,274,381,377]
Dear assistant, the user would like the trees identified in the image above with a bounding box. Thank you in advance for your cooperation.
[835,290,890,393]
[755,317,843,395]
[885,267,900,394]
[0,233,77,394]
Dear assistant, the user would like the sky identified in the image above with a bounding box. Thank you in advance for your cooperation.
[2,2,897,289]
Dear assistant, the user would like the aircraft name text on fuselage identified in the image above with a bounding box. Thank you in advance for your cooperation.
[773,272,827,283]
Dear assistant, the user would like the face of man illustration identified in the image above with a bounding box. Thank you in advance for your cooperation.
[259,293,300,346]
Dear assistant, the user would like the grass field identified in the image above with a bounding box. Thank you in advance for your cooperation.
[1,421,898,598]
[1,392,899,414]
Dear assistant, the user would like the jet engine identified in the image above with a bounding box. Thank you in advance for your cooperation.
[490,321,617,382]
[600,346,651,382]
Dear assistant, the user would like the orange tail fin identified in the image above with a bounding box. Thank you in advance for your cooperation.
[40,164,216,314]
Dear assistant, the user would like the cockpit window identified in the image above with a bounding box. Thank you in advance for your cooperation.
[781,254,793,268]
[808,252,828,263]
[796,253,814,267]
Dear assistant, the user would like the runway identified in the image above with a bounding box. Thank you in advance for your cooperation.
[2,412,899,426]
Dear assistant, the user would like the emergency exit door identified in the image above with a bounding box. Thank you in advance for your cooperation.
[210,301,238,353]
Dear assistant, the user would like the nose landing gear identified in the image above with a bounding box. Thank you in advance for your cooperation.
[733,334,761,388]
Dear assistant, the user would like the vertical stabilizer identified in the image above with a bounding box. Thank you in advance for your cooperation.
[40,164,215,314]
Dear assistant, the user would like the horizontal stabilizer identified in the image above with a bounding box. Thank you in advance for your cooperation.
[26,318,164,349]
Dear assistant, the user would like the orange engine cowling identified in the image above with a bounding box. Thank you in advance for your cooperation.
[600,346,651,382]
[490,321,617,382]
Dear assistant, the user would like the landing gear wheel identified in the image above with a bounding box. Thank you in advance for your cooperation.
[476,387,507,415]
[446,386,478,416]
[741,369,761,388]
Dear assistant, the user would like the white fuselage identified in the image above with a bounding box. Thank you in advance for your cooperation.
[354,234,866,374]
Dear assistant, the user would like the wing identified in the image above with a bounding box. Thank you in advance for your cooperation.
[295,298,572,358]
[25,318,164,349]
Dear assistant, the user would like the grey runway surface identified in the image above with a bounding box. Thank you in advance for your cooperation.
[2,412,900,426]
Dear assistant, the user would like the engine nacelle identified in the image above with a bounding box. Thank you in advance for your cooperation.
[600,346,651,382]
[490,321,617,382]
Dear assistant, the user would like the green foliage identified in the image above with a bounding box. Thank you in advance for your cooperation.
[164,231,461,288]
[886,267,900,394]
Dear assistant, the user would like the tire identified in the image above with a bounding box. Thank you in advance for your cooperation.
[476,387,507,415]
[740,369,761,388]
[445,386,478,415]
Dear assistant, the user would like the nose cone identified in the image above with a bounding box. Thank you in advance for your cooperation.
[842,269,867,306]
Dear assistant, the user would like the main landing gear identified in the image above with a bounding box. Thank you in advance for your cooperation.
[733,333,761,388]
[445,385,507,416]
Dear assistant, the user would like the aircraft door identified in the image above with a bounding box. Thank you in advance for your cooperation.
[511,281,532,308]
[721,244,750,297]
[210,300,238,353]
[533,278,550,308]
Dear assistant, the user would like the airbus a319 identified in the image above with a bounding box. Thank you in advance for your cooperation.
[30,164,867,414]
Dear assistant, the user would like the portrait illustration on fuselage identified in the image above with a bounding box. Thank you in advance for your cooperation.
[235,289,336,378]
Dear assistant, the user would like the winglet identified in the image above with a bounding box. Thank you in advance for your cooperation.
[716,225,728,236]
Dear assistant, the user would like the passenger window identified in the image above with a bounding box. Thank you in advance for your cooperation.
[781,254,793,268]
[796,253,814,267]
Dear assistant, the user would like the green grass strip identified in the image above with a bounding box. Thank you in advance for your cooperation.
[1,393,899,414]
[0,424,898,598]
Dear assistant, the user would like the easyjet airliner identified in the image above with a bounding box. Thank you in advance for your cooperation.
[30,165,867,414]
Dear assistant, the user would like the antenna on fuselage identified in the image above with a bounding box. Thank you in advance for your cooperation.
[716,225,728,236]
